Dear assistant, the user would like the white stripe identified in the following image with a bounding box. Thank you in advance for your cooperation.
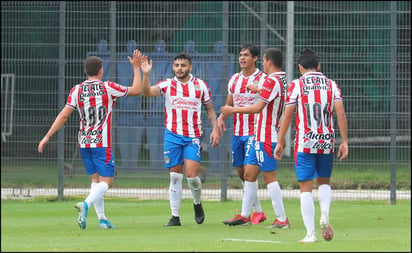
[222,238,284,244]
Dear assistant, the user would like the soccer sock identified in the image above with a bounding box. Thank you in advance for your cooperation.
[169,172,183,217]
[267,181,287,222]
[252,180,263,213]
[85,182,109,207]
[318,184,332,218]
[187,176,202,205]
[241,180,257,218]
[91,182,107,220]
[300,192,315,235]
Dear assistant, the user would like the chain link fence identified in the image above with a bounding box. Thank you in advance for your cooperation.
[1,1,410,202]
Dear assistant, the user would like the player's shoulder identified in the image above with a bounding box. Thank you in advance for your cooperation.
[228,72,241,81]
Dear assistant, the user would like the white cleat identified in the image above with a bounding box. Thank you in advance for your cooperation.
[298,232,317,243]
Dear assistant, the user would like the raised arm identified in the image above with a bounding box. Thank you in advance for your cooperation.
[127,49,145,96]
[141,57,160,97]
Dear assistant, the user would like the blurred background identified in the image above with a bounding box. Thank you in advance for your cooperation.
[1,1,410,202]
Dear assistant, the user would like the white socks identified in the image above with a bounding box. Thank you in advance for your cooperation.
[169,172,183,217]
[91,182,106,220]
[318,184,332,218]
[300,191,315,235]
[187,176,202,205]
[241,180,257,217]
[267,181,287,222]
[85,182,109,211]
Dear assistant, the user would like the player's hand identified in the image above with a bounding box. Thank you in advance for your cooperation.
[38,136,50,153]
[210,129,220,148]
[128,49,142,68]
[141,57,153,74]
[246,84,260,93]
[337,141,348,162]
[273,144,283,161]
[217,116,226,137]
[220,105,234,116]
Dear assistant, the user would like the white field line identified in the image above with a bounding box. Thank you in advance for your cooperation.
[1,188,410,200]
[222,238,284,244]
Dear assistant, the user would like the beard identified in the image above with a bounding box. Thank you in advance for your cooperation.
[174,69,190,80]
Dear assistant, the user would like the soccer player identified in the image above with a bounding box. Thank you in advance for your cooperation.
[221,48,289,228]
[38,50,145,230]
[140,52,220,226]
[274,48,348,243]
[217,44,266,224]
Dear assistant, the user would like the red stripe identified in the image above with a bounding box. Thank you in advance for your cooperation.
[265,101,273,144]
[247,114,254,135]
[193,111,199,136]
[181,82,190,135]
[170,80,177,96]
[181,110,189,136]
[230,75,240,94]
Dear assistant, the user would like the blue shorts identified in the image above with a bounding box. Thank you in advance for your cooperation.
[247,140,277,172]
[163,129,201,168]
[80,147,115,177]
[295,152,334,181]
[232,135,254,167]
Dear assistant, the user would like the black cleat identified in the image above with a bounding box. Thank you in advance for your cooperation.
[194,203,205,224]
[165,216,181,226]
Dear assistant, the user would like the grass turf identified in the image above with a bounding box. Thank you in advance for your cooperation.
[1,197,410,252]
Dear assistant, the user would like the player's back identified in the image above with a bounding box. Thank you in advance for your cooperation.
[68,79,128,148]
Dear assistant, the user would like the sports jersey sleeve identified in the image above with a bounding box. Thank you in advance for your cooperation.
[259,77,280,104]
[285,80,299,106]
[66,85,79,109]
[200,80,212,105]
[332,81,343,101]
[227,74,237,95]
[155,79,170,95]
[104,81,128,98]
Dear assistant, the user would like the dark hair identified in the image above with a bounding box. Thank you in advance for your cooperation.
[264,48,283,69]
[84,56,103,76]
[296,48,319,69]
[174,52,191,64]
[239,44,259,57]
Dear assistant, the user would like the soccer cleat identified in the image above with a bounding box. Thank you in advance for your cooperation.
[99,219,116,229]
[320,212,334,241]
[298,232,318,243]
[223,214,250,226]
[75,201,88,229]
[251,211,266,225]
[165,216,181,226]
[194,203,205,224]
[265,217,290,229]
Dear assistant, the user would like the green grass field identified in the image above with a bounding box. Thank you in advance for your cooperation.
[1,197,410,252]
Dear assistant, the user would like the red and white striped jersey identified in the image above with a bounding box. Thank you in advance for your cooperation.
[255,72,288,147]
[66,79,129,148]
[285,72,343,154]
[155,74,212,137]
[227,69,266,136]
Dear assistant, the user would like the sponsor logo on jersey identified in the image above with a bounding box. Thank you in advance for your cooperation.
[171,97,199,111]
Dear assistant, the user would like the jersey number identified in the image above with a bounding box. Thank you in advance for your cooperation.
[304,102,330,128]
[81,106,107,127]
